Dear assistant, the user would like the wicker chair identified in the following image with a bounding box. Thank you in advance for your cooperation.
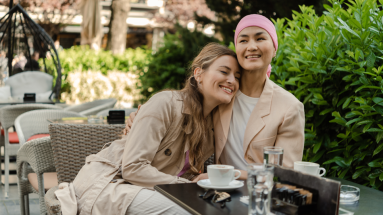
[17,137,54,215]
[0,104,61,197]
[45,123,125,215]
[15,110,85,215]
[44,123,214,215]
[96,108,138,117]
[63,98,117,116]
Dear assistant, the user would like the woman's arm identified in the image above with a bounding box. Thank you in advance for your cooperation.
[121,92,189,187]
[275,101,305,168]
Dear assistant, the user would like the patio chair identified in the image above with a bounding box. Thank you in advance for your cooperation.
[63,98,117,116]
[4,71,56,102]
[45,123,125,215]
[15,109,85,145]
[0,104,61,197]
[96,108,138,117]
[44,123,215,215]
[17,137,55,215]
[15,110,85,215]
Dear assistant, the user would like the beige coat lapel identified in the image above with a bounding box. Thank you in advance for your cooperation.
[243,78,274,152]
[214,97,235,163]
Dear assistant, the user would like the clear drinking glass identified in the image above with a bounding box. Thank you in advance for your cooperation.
[247,163,274,215]
[263,146,284,166]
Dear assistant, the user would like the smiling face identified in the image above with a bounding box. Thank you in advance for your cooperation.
[195,55,240,105]
[236,26,276,73]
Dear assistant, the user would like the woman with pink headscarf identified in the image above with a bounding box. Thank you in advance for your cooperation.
[191,14,305,181]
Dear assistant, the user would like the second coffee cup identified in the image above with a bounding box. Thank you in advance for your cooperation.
[294,161,326,177]
[207,165,241,186]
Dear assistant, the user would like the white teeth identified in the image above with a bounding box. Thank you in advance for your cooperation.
[220,86,232,93]
[246,55,261,59]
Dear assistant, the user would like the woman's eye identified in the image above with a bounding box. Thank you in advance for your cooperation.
[220,71,227,74]
[235,77,240,81]
[239,40,247,43]
[257,38,265,41]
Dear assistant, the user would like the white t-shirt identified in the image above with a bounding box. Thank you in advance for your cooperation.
[220,90,259,170]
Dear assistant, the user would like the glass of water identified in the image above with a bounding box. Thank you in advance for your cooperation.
[247,163,274,215]
[263,146,284,166]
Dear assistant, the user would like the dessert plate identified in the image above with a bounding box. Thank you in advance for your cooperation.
[197,179,244,192]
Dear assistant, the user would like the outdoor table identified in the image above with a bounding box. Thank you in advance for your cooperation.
[48,116,128,125]
[154,177,383,215]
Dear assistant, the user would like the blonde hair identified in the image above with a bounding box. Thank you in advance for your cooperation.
[181,42,238,174]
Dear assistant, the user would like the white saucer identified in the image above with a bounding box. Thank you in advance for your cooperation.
[197,179,244,192]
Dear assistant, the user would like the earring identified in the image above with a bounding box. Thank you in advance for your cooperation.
[198,81,202,85]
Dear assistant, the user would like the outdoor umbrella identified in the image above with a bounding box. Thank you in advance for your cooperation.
[78,0,102,50]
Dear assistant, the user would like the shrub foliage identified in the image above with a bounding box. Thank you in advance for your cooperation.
[136,25,219,103]
[271,0,383,190]
[42,46,150,94]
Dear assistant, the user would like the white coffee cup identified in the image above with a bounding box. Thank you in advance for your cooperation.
[207,165,241,186]
[294,161,326,177]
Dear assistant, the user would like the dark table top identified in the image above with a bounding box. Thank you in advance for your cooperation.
[155,177,383,215]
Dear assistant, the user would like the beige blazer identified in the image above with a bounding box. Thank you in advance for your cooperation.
[69,91,214,215]
[214,78,305,168]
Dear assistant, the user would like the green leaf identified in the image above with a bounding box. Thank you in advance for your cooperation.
[380,173,383,181]
[313,140,322,153]
[320,108,334,115]
[339,168,350,179]
[373,97,383,106]
[309,68,327,74]
[337,133,348,139]
[342,97,352,109]
[352,168,366,179]
[309,150,325,163]
[311,99,328,105]
[323,156,344,165]
[355,86,382,92]
[337,17,361,39]
[373,144,383,156]
[346,118,363,126]
[367,52,376,68]
[367,128,383,132]
[363,122,373,133]
[368,161,382,167]
[375,106,383,115]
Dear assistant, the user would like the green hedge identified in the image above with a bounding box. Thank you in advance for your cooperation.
[136,25,219,103]
[42,46,150,94]
[271,0,383,190]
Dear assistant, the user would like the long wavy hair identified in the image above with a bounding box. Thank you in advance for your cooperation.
[181,43,238,175]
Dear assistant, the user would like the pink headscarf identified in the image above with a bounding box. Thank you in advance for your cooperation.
[234,14,278,77]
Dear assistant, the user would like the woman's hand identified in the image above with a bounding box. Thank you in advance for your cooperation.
[123,105,141,135]
[192,173,209,182]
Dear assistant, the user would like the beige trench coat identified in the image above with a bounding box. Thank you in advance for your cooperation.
[66,91,214,215]
[214,77,305,168]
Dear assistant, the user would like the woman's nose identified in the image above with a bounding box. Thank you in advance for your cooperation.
[227,74,235,84]
[246,40,258,51]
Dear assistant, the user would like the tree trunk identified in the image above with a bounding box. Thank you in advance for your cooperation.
[107,0,130,54]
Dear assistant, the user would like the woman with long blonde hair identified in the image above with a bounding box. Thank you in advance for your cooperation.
[56,43,241,215]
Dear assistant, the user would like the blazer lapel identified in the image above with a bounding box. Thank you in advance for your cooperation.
[243,78,274,152]
[214,97,235,163]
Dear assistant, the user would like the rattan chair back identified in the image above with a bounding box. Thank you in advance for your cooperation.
[48,123,125,184]
[0,104,61,129]
[15,110,85,145]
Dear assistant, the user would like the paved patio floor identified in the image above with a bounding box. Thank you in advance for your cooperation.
[0,184,40,215]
